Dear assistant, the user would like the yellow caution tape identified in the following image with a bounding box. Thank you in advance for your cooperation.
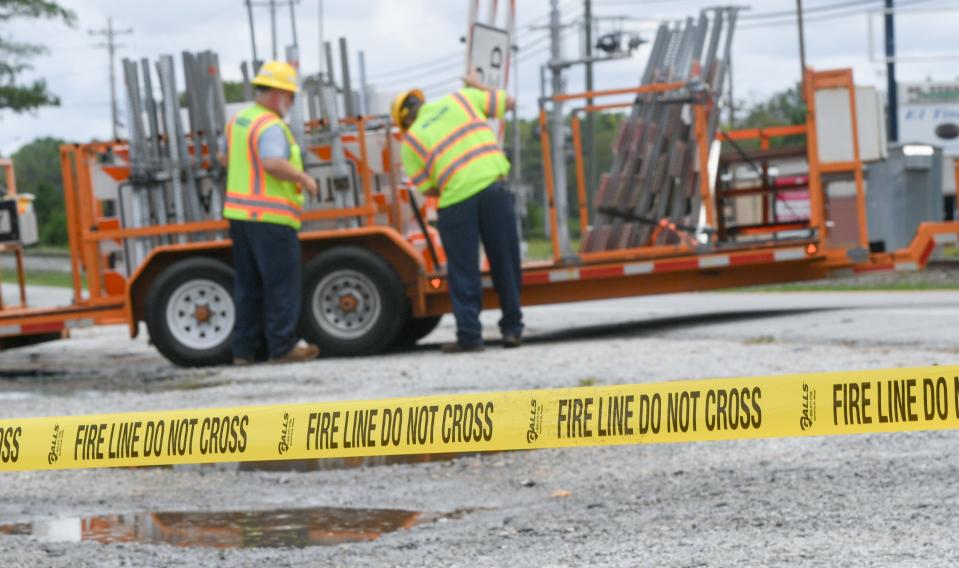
[1,364,958,471]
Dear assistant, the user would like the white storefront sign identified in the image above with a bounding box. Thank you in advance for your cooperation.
[899,82,959,157]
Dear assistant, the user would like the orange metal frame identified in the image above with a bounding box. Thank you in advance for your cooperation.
[954,158,959,213]
[0,160,28,311]
[0,115,413,339]
[512,67,959,310]
[542,69,874,261]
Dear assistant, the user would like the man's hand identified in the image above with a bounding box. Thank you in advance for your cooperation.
[262,157,318,198]
[463,71,487,91]
[300,172,319,199]
[464,71,515,112]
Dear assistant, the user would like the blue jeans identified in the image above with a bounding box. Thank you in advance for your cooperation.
[229,220,301,359]
[437,182,524,347]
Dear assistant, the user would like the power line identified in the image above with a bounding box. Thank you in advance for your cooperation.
[592,0,705,5]
[375,16,577,88]
[370,1,580,82]
[88,17,132,140]
[741,0,886,20]
[739,0,933,28]
[740,0,934,25]
[375,58,465,87]
[370,51,463,81]
[418,34,563,98]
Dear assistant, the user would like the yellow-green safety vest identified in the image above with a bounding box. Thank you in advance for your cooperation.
[401,87,510,209]
[224,104,305,230]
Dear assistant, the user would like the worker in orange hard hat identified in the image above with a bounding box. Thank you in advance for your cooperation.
[393,74,523,353]
[217,60,320,365]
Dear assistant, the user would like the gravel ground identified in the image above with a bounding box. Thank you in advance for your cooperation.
[0,281,958,566]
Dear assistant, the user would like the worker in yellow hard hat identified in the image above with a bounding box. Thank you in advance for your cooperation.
[394,73,523,353]
[217,60,320,365]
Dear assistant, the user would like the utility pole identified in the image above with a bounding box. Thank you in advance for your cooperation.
[885,0,898,142]
[796,0,807,99]
[358,50,369,115]
[246,1,300,63]
[728,57,735,128]
[549,0,573,258]
[584,0,596,212]
[288,0,299,49]
[269,0,278,59]
[89,18,133,140]
[245,0,259,70]
[318,0,325,76]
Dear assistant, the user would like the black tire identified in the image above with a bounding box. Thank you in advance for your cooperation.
[146,257,236,367]
[394,315,443,348]
[300,246,406,356]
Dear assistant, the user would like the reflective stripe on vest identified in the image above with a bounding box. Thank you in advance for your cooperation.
[246,113,278,196]
[401,89,510,208]
[430,94,496,191]
[224,104,305,229]
[225,194,301,217]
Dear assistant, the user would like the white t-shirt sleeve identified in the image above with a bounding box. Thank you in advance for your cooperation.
[257,124,291,160]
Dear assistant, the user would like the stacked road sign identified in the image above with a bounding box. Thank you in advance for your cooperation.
[118,43,370,271]
[120,51,228,270]
[582,8,739,252]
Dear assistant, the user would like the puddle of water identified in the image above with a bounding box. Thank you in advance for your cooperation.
[0,506,470,549]
[0,391,35,401]
[0,375,225,400]
[0,369,68,380]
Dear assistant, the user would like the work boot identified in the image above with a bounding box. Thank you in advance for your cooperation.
[272,344,320,364]
[441,342,484,354]
[233,357,253,366]
[502,335,522,349]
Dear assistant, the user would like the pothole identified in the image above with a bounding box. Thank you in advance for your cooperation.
[174,452,491,473]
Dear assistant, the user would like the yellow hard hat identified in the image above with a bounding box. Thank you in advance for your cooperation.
[391,88,425,131]
[252,60,299,93]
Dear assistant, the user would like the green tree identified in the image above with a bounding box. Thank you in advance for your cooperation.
[738,81,807,128]
[11,137,68,246]
[508,111,625,237]
[222,80,246,103]
[729,81,808,148]
[179,81,250,107]
[0,0,76,113]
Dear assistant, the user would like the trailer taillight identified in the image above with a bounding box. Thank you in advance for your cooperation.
[429,278,443,290]
[806,244,818,255]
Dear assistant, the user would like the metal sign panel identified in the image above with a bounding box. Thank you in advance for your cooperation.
[468,22,510,90]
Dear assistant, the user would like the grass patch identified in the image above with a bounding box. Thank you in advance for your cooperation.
[526,237,582,260]
[578,377,598,387]
[743,335,776,345]
[1,270,84,289]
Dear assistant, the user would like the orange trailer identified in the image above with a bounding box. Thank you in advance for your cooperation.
[0,67,956,366]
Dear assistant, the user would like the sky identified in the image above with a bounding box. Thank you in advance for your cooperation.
[2,0,958,155]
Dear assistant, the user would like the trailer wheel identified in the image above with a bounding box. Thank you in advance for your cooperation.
[300,247,406,356]
[394,315,443,348]
[146,258,235,367]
